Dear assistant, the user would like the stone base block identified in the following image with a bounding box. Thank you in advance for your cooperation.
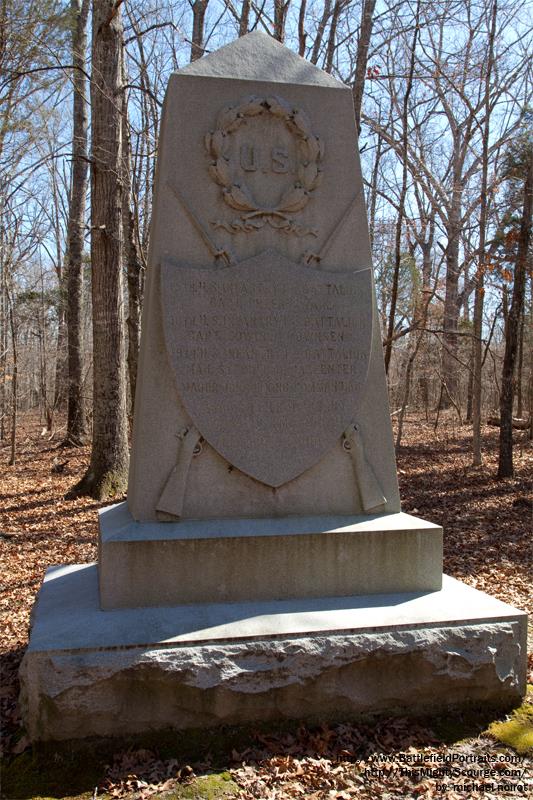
[98,503,443,608]
[20,564,527,741]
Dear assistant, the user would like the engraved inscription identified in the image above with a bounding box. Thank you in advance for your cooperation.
[161,250,373,487]
[239,144,292,174]
[206,96,323,237]
[271,147,290,173]
[240,144,260,172]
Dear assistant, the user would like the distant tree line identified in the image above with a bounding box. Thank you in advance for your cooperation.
[1,0,531,495]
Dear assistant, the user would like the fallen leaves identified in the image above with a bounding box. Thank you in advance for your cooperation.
[395,416,532,618]
[1,411,532,798]
[229,722,532,799]
[99,750,195,798]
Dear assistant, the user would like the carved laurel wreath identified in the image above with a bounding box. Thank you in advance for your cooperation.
[205,95,324,237]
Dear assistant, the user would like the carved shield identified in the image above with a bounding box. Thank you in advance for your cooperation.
[161,250,373,487]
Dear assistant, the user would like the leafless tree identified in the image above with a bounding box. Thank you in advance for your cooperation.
[498,142,532,477]
[352,0,376,132]
[65,0,90,446]
[72,0,129,498]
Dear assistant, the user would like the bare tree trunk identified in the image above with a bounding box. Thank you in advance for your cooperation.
[352,0,376,134]
[53,306,67,419]
[190,0,209,61]
[417,237,433,414]
[440,191,462,409]
[66,0,89,446]
[528,296,533,441]
[397,221,434,446]
[239,0,250,37]
[273,0,290,43]
[502,284,508,328]
[0,277,6,440]
[310,0,332,64]
[465,253,473,423]
[466,352,473,421]
[121,51,143,415]
[516,309,524,418]
[367,119,382,252]
[472,0,498,466]
[384,0,420,375]
[71,0,129,499]
[498,154,532,478]
[297,0,307,55]
[39,275,53,430]
[324,0,343,73]
[396,336,418,447]
[7,285,17,465]
[50,151,68,423]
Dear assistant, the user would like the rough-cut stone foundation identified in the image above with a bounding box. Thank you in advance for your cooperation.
[19,33,530,744]
[20,565,527,741]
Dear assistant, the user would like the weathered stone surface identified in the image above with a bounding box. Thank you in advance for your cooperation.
[160,252,372,487]
[98,503,443,608]
[19,33,529,744]
[178,31,341,87]
[127,31,400,520]
[20,564,527,740]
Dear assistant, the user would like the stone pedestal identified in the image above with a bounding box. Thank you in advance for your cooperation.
[20,564,527,741]
[19,31,528,742]
[98,503,443,608]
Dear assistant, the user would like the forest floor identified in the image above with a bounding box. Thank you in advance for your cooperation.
[0,412,532,799]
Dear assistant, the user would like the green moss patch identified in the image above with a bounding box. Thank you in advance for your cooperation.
[0,723,255,800]
[158,773,239,799]
[0,756,238,800]
[488,690,533,754]
[0,749,100,800]
[428,702,523,745]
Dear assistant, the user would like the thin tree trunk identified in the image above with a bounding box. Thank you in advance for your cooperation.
[297,0,307,55]
[239,0,250,37]
[396,338,416,447]
[66,0,89,446]
[39,275,53,430]
[324,0,343,73]
[0,270,8,440]
[384,0,420,375]
[528,290,533,440]
[498,154,532,478]
[6,285,17,465]
[440,191,462,409]
[417,237,433,415]
[0,184,14,442]
[368,123,382,252]
[397,223,434,446]
[50,147,68,421]
[53,305,67,418]
[466,256,473,422]
[516,309,524,418]
[71,0,129,499]
[472,0,498,466]
[352,0,376,134]
[190,0,209,61]
[310,0,332,64]
[466,355,473,421]
[121,51,143,415]
[273,0,290,43]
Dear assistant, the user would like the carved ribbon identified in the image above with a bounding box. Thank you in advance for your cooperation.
[342,423,386,513]
[156,424,202,520]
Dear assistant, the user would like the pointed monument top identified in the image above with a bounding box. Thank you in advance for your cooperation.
[178,31,345,89]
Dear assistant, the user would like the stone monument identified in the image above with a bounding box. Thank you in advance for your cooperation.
[20,32,527,740]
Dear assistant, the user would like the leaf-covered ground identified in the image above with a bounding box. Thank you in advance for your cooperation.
[1,413,531,799]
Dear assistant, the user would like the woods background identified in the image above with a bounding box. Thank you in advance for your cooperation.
[1,0,531,497]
